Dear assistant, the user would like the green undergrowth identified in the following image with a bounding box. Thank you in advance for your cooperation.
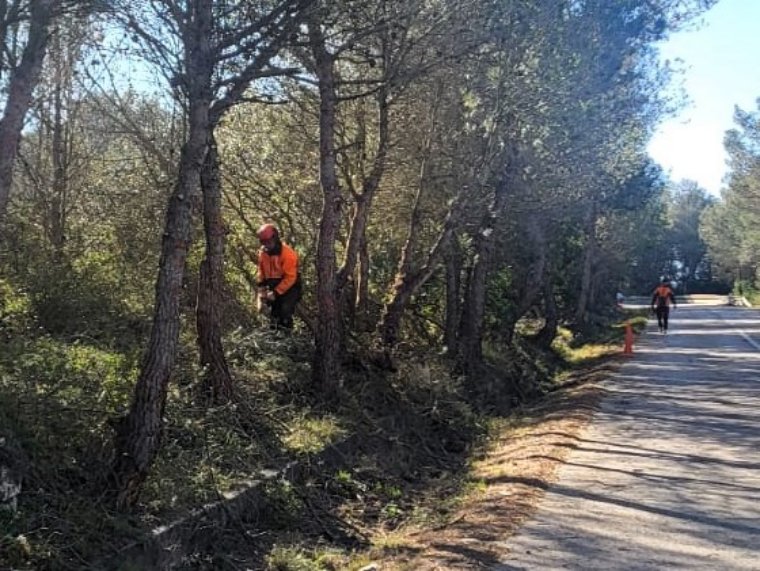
[551,310,649,366]
[0,322,318,569]
[1,279,632,570]
[733,281,760,306]
[742,291,760,306]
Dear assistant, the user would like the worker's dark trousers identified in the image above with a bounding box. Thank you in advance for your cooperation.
[271,281,302,329]
[655,305,670,331]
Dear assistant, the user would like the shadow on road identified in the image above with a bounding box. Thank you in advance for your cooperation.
[498,304,760,570]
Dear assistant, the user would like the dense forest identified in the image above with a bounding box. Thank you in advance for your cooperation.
[1,0,747,569]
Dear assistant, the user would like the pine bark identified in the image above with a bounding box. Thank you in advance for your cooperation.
[309,18,343,392]
[112,133,207,508]
[197,134,233,403]
[111,0,213,509]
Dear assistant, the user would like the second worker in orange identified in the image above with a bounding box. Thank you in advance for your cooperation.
[256,223,302,330]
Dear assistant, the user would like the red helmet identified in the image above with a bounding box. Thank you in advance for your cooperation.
[257,223,278,241]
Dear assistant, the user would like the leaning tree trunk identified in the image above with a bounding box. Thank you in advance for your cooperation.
[337,196,372,330]
[335,86,390,340]
[197,133,233,403]
[378,88,442,350]
[0,0,54,226]
[379,152,426,348]
[310,19,343,392]
[536,279,558,349]
[336,87,389,294]
[380,214,455,350]
[111,135,207,509]
[111,1,213,508]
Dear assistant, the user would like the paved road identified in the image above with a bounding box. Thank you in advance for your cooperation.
[499,303,760,570]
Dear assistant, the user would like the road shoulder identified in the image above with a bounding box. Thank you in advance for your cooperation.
[378,364,616,570]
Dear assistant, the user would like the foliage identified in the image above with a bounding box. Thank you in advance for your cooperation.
[484,267,515,339]
[701,100,760,291]
[0,334,139,568]
[551,312,649,366]
[0,278,35,338]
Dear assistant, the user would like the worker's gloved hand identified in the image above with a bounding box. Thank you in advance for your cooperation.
[265,290,276,301]
[256,289,268,313]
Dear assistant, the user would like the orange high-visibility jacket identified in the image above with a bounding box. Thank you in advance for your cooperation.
[652,285,675,308]
[257,242,299,296]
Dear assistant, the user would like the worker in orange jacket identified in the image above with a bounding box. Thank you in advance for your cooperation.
[256,223,301,329]
[651,277,677,333]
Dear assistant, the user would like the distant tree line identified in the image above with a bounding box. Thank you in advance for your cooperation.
[701,99,760,297]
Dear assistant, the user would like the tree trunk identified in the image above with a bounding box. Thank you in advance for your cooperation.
[444,237,462,353]
[338,195,370,295]
[536,279,558,349]
[112,135,207,508]
[378,88,443,349]
[50,44,67,257]
[309,19,343,392]
[588,266,605,318]
[575,203,597,325]
[503,222,546,345]
[0,0,54,225]
[111,0,213,509]
[336,87,389,294]
[197,133,233,403]
[333,87,390,344]
[457,250,489,372]
[379,154,426,348]
[457,174,510,374]
[380,219,455,349]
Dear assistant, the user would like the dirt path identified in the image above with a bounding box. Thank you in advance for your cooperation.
[499,304,760,570]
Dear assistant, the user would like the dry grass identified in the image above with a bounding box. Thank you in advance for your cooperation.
[354,367,615,570]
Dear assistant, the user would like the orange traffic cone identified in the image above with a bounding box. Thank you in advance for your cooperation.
[623,321,634,355]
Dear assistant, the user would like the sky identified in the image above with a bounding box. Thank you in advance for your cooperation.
[647,0,760,197]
